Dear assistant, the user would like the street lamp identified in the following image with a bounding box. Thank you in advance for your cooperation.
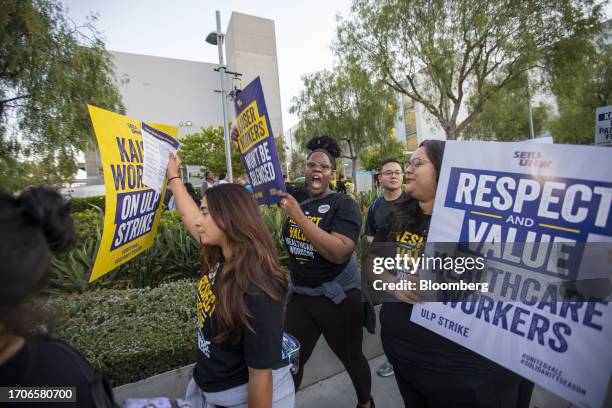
[206,10,233,182]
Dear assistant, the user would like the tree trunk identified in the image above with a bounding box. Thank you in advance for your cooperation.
[445,125,458,140]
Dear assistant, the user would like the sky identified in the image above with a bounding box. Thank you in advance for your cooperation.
[62,0,354,131]
[62,1,612,132]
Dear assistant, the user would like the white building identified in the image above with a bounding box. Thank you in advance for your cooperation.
[85,12,283,185]
[394,92,463,153]
[225,12,284,141]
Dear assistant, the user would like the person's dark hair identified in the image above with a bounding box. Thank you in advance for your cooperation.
[185,182,196,196]
[184,182,200,206]
[218,172,226,180]
[419,140,445,184]
[389,140,445,237]
[380,158,402,170]
[306,135,341,170]
[200,184,288,344]
[206,171,213,179]
[0,187,76,335]
[339,175,345,180]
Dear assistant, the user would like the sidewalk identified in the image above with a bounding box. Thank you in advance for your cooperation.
[296,354,576,408]
[296,354,400,407]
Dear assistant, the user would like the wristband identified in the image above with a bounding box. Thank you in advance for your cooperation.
[168,176,181,183]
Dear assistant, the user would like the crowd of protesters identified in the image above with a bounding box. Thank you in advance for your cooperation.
[0,134,543,408]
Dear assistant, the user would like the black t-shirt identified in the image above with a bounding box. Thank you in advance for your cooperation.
[374,199,511,374]
[193,265,287,392]
[283,190,362,287]
[0,336,98,408]
[365,193,405,237]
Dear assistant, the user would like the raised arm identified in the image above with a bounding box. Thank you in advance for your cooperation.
[166,153,202,240]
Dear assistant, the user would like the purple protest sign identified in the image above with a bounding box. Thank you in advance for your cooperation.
[234,76,286,205]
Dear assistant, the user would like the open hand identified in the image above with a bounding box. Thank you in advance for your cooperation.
[167,152,181,179]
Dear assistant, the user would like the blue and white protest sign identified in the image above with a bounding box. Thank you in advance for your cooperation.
[412,141,612,408]
[234,76,286,205]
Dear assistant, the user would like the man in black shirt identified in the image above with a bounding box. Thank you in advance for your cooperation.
[365,159,405,378]
[365,159,404,244]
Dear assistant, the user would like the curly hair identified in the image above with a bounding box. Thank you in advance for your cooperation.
[306,135,342,170]
[0,187,76,335]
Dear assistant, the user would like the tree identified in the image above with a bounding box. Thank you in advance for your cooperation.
[0,0,124,192]
[289,150,306,181]
[337,0,603,140]
[462,73,550,141]
[180,126,242,176]
[290,59,398,182]
[543,29,611,144]
[274,135,289,176]
[359,137,406,172]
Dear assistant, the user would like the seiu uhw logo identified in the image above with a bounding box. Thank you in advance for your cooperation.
[513,151,551,168]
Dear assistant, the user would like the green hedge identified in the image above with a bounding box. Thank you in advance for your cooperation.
[72,209,103,241]
[41,280,197,386]
[69,196,106,212]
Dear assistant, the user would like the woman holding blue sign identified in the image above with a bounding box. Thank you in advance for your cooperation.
[371,140,524,407]
[167,154,295,408]
[277,136,375,408]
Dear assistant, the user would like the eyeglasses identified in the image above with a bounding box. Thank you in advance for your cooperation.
[381,170,403,177]
[306,160,332,172]
[405,157,431,170]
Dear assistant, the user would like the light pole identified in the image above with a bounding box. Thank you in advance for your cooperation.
[206,11,233,182]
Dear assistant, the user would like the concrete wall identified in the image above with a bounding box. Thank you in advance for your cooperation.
[86,51,224,181]
[110,50,223,138]
[225,12,284,141]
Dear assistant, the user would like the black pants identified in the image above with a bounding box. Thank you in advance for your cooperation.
[517,378,535,408]
[381,303,522,408]
[285,289,372,404]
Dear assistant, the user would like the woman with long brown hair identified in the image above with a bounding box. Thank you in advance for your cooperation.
[167,154,294,408]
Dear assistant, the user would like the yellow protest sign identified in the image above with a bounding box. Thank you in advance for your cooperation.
[87,105,177,282]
